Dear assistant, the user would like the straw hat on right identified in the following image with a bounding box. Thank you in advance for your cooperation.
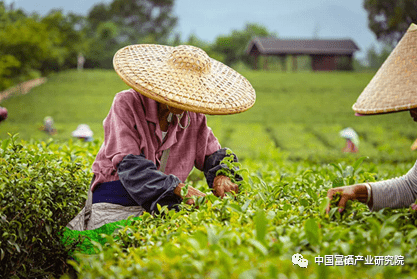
[352,23,417,115]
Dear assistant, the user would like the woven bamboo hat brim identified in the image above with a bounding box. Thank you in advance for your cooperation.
[352,23,417,115]
[113,44,256,115]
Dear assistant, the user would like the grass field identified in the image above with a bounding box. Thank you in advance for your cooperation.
[1,69,415,164]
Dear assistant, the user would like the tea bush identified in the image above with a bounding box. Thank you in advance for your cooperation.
[69,153,417,278]
[0,134,416,278]
[0,134,98,278]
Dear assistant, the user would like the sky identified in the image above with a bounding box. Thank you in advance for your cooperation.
[4,0,383,61]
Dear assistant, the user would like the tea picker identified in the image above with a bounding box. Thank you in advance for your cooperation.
[327,23,417,213]
[0,106,7,123]
[339,127,359,153]
[41,116,57,135]
[63,44,256,254]
[71,124,94,142]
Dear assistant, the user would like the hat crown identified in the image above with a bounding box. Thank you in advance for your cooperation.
[113,44,256,114]
[168,45,211,74]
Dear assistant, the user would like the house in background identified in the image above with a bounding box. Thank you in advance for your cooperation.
[246,37,360,71]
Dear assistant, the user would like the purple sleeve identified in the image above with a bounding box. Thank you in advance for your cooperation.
[118,154,182,213]
[203,148,242,188]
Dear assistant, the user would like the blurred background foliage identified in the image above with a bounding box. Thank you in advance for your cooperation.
[1,69,415,165]
[1,0,416,91]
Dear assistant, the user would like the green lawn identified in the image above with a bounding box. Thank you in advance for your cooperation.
[1,69,416,163]
[0,70,127,141]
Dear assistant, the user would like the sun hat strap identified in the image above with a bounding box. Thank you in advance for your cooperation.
[167,112,173,123]
[83,175,95,229]
[177,111,191,129]
[158,112,173,173]
[159,148,170,173]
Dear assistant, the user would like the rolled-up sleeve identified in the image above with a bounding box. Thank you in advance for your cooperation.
[370,160,417,211]
[203,148,243,188]
[118,154,182,212]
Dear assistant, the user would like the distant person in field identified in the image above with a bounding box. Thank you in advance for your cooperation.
[72,124,94,142]
[327,23,417,213]
[339,127,359,153]
[77,53,85,71]
[67,44,256,231]
[41,116,57,135]
[0,106,7,123]
[411,138,417,151]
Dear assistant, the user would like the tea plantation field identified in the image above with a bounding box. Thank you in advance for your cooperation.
[1,69,416,163]
[1,70,417,278]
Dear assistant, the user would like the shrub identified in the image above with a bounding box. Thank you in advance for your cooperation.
[0,134,97,278]
[70,156,417,278]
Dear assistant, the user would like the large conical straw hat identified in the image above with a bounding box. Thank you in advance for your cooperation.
[113,44,256,115]
[352,23,417,114]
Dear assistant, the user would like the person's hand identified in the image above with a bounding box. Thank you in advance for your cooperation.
[212,175,238,198]
[174,183,206,205]
[326,184,371,213]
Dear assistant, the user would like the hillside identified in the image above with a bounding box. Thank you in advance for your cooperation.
[1,69,415,163]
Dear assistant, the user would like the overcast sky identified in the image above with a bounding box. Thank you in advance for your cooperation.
[5,0,382,61]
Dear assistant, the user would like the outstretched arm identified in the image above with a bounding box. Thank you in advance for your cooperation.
[369,160,417,211]
[327,160,417,212]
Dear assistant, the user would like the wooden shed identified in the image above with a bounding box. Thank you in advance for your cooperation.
[246,37,360,71]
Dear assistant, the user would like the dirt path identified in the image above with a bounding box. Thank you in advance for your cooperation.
[0,77,47,103]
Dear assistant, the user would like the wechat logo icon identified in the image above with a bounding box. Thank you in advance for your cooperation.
[292,253,308,268]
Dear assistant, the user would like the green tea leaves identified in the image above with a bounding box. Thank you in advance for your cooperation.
[254,209,268,246]
[304,218,320,246]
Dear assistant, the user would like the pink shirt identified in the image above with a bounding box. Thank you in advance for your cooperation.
[91,89,221,191]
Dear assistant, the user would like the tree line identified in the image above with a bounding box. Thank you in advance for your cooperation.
[0,0,274,91]
[1,0,415,91]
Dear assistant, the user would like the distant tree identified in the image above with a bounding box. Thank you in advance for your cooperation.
[364,0,417,46]
[0,0,26,22]
[86,3,109,31]
[85,21,122,68]
[0,6,53,83]
[212,23,276,67]
[85,0,177,68]
[0,3,89,89]
[0,54,21,90]
[0,3,18,89]
[40,10,88,73]
[366,43,392,69]
[184,33,225,63]
[171,33,182,46]
[87,0,177,45]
